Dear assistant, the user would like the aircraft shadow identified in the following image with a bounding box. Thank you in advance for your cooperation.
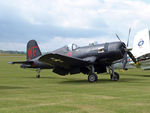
[59,78,141,84]
[0,86,27,90]
[23,76,51,79]
[131,75,150,77]
[23,76,67,80]
[59,79,109,84]
[121,73,150,77]
[23,75,144,84]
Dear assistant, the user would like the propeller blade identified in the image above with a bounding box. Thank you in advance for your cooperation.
[127,28,131,47]
[127,51,137,64]
[122,52,128,70]
[115,34,122,42]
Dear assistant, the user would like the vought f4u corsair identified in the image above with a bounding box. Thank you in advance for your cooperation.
[10,40,137,82]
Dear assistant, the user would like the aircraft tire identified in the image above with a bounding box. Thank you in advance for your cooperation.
[88,73,98,82]
[110,72,119,81]
[36,75,40,78]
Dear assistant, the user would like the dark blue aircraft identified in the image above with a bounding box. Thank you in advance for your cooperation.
[10,40,136,82]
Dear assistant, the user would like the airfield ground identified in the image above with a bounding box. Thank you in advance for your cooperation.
[0,54,150,113]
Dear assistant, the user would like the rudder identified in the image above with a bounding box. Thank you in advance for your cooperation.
[132,29,150,58]
[27,40,42,60]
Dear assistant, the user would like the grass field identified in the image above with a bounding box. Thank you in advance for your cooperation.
[0,54,150,113]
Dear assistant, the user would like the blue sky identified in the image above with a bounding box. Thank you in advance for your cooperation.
[0,0,150,52]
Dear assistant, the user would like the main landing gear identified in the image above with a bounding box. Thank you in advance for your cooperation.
[36,69,41,78]
[87,65,120,82]
[88,73,98,82]
[109,65,119,81]
[88,65,98,82]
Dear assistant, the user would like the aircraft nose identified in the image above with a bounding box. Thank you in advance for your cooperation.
[108,42,126,52]
[120,42,126,55]
[114,42,126,56]
[107,42,126,59]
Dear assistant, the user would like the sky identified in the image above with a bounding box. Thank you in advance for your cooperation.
[0,0,150,52]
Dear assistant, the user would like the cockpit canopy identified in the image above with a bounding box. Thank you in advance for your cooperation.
[89,41,98,46]
[67,43,78,51]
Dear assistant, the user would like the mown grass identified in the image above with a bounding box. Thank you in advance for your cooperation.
[0,55,150,113]
[0,53,25,56]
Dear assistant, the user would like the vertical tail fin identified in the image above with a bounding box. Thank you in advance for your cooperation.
[27,40,42,60]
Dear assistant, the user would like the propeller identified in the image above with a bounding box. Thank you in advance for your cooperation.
[115,34,122,42]
[122,28,131,70]
[116,28,137,70]
[122,52,128,70]
[127,28,131,47]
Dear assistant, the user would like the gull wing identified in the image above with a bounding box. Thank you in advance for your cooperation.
[39,53,89,69]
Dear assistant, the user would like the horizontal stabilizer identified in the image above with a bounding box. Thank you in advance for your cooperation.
[8,61,33,64]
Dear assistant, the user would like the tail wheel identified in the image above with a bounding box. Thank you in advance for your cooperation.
[88,73,98,82]
[36,69,41,78]
[110,72,119,81]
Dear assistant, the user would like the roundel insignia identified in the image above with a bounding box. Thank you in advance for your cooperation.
[138,39,144,47]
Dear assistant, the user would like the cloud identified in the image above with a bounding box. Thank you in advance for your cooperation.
[0,36,117,52]
[9,0,105,29]
[0,0,150,50]
[40,36,117,52]
[7,0,150,30]
[0,42,26,51]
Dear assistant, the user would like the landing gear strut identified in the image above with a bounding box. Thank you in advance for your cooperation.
[110,72,119,81]
[109,65,119,81]
[88,65,98,82]
[36,69,40,78]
